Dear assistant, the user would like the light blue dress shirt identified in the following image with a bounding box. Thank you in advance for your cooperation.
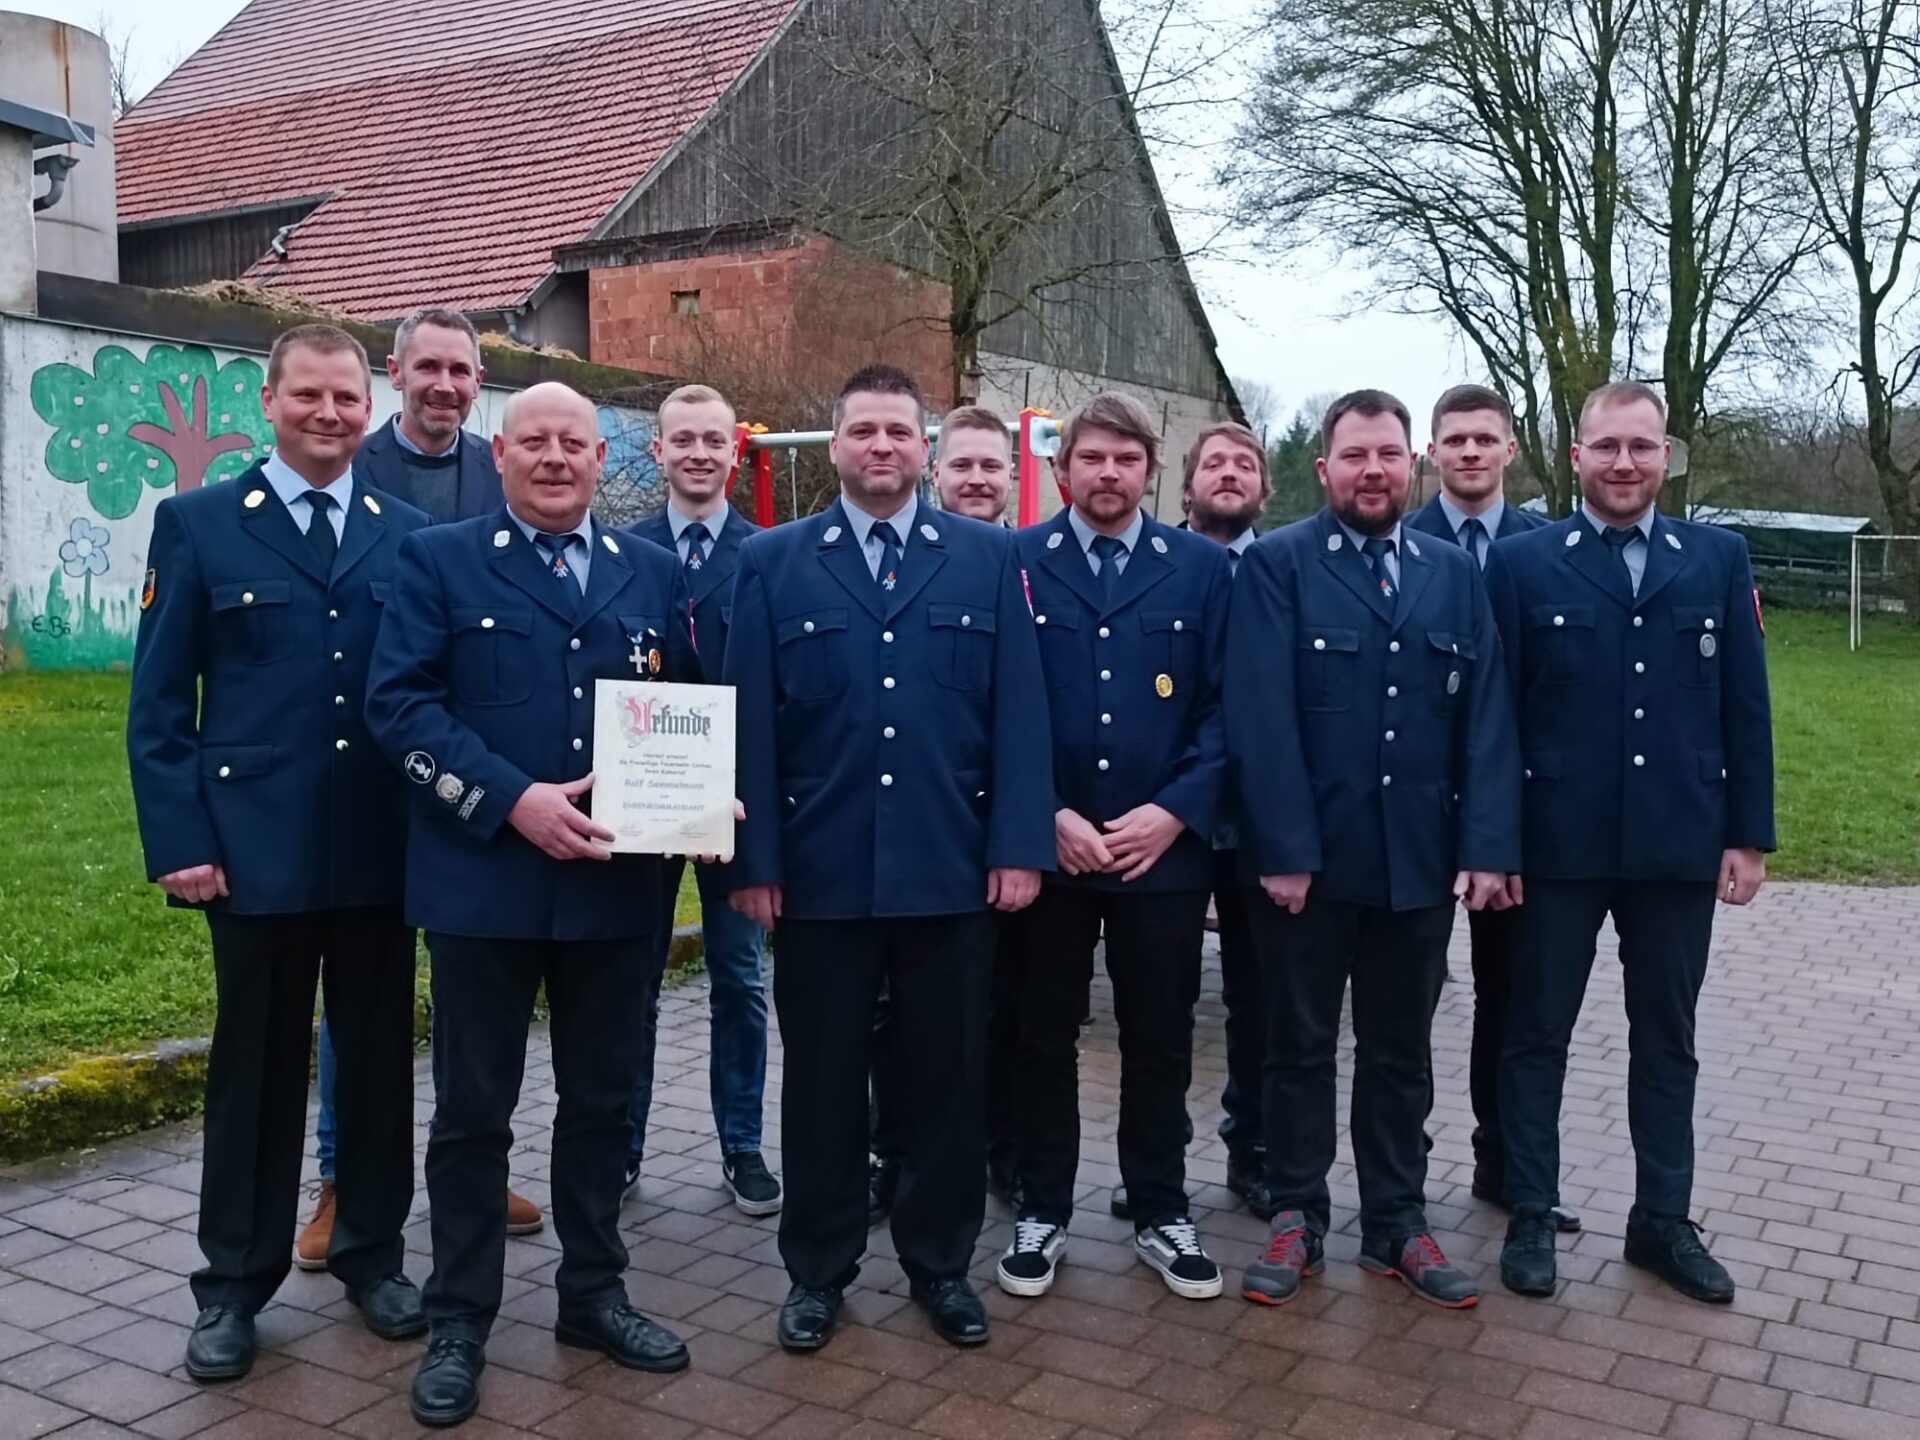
[508,507,594,593]
[1337,517,1402,588]
[263,452,352,542]
[1581,506,1655,594]
[667,501,728,565]
[1067,505,1145,576]
[1437,492,1506,569]
[841,491,919,581]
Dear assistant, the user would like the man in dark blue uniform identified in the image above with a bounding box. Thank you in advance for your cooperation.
[127,324,430,1382]
[725,364,1055,1353]
[302,306,538,1272]
[996,394,1230,1303]
[1227,389,1521,1311]
[1489,381,1774,1305]
[1405,384,1577,1236]
[622,383,777,1217]
[353,307,504,519]
[365,382,702,1427]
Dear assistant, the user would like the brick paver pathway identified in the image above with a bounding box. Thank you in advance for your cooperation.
[4,881,1919,1438]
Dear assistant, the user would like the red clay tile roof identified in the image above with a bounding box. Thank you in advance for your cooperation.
[115,0,801,317]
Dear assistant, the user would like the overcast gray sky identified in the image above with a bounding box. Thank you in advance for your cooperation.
[19,0,1466,436]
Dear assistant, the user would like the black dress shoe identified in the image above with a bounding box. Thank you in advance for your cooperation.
[348,1273,429,1340]
[411,1335,485,1428]
[555,1302,690,1371]
[1625,1209,1735,1304]
[868,1157,900,1226]
[1110,1185,1131,1220]
[1500,1205,1559,1297]
[184,1305,255,1382]
[1226,1153,1279,1221]
[912,1276,989,1347]
[778,1283,843,1352]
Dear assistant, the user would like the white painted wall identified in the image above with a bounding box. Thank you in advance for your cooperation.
[0,313,658,671]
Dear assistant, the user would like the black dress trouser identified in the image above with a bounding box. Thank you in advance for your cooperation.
[1465,904,1521,1186]
[422,932,652,1338]
[1252,894,1452,1243]
[1212,852,1266,1163]
[776,913,994,1289]
[1011,885,1208,1230]
[196,908,415,1312]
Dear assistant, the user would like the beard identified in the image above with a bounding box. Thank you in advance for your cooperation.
[1330,492,1404,537]
[1190,490,1264,532]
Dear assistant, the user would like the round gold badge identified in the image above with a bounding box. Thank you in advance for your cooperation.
[1155,673,1174,699]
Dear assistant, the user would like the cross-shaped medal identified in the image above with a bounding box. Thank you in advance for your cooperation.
[629,642,648,675]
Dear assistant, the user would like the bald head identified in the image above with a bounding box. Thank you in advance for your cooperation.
[494,382,607,533]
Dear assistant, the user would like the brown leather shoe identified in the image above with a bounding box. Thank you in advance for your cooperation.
[506,1190,544,1236]
[295,1181,335,1272]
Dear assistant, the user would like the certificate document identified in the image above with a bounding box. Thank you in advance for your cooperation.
[591,680,736,856]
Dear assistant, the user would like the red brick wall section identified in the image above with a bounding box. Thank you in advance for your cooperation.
[589,235,955,414]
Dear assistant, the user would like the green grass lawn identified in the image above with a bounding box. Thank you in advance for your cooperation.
[0,607,1912,1082]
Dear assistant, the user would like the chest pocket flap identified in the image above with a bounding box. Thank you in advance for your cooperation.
[777,609,848,644]
[929,603,996,635]
[1672,604,1724,632]
[1529,603,1595,629]
[1141,609,1202,636]
[451,607,532,636]
[1300,627,1360,654]
[210,579,291,611]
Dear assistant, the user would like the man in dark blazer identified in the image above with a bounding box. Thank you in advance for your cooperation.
[998,394,1231,1302]
[725,364,1055,1354]
[1404,384,1576,1235]
[1488,380,1774,1306]
[303,305,539,1272]
[365,382,702,1427]
[352,307,504,521]
[622,383,775,1217]
[1226,389,1521,1311]
[127,324,430,1382]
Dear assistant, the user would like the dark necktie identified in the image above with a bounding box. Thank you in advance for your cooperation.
[872,520,903,593]
[683,520,710,573]
[1091,534,1127,602]
[1361,535,1398,606]
[533,531,579,610]
[304,490,337,575]
[1227,547,1242,577]
[1602,524,1638,593]
[1458,516,1486,569]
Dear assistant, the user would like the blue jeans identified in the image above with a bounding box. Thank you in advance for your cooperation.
[315,1013,338,1181]
[628,859,769,1161]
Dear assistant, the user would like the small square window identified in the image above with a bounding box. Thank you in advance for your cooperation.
[672,289,701,316]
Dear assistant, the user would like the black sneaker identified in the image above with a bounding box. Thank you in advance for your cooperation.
[1134,1218,1223,1299]
[1226,1152,1279,1221]
[1500,1204,1559,1297]
[622,1154,643,1202]
[1359,1232,1479,1309]
[996,1218,1066,1297]
[1625,1209,1735,1304]
[723,1152,782,1217]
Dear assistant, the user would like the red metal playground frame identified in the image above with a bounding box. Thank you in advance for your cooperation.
[714,410,1065,527]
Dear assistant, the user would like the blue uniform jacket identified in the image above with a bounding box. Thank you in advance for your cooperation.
[1484,512,1775,882]
[352,422,503,521]
[1014,509,1230,892]
[625,507,762,683]
[1225,507,1522,910]
[723,498,1056,919]
[364,507,699,941]
[127,466,431,914]
[1404,493,1547,546]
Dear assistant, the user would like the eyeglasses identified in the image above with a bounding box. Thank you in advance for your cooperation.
[1583,439,1665,462]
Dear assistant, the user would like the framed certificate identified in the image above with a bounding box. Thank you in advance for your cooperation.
[591,680,737,856]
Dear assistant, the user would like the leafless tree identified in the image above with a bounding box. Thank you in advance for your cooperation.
[95,11,138,117]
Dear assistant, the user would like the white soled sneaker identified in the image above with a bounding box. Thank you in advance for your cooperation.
[1135,1217,1224,1299]
[996,1218,1067,1297]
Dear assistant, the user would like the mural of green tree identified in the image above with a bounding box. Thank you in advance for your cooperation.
[30,344,274,520]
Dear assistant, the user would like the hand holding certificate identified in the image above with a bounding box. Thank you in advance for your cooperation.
[591,680,738,857]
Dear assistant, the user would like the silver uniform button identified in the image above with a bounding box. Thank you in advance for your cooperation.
[573,687,583,700]
[1633,754,1645,766]
[329,609,339,621]
[1036,615,1047,625]
[1389,640,1400,653]
[1634,708,1645,720]
[883,677,896,689]
[1100,669,1111,681]
[883,726,896,739]
[570,638,581,651]
[481,617,495,630]
[1385,730,1395,742]
[881,774,894,787]
[1634,661,1645,674]
[1632,616,1643,628]
[1099,627,1111,639]
[1705,618,1715,630]
[1386,685,1398,698]
[1097,759,1110,771]
[1554,615,1565,626]
[218,765,231,778]
[1382,774,1392,786]
[804,620,815,634]
[1101,713,1112,725]
[1173,620,1183,632]
[1524,768,1532,780]
[883,631,894,643]
[242,591,255,605]
[961,615,971,627]
[332,651,343,662]
[573,738,583,752]
[1313,638,1326,651]
[334,695,346,707]
[335,739,349,752]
